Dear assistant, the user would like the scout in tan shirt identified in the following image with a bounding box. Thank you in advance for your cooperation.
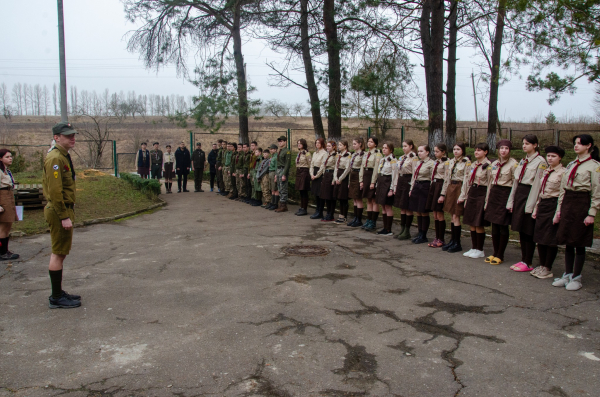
[295,139,312,216]
[530,146,567,280]
[347,137,366,227]
[427,143,449,247]
[393,140,418,240]
[408,145,434,243]
[309,139,328,219]
[553,135,600,291]
[333,141,352,223]
[359,137,383,231]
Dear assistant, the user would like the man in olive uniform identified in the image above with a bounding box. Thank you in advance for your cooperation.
[275,136,291,212]
[235,143,248,201]
[191,142,207,192]
[215,139,225,194]
[223,142,234,197]
[43,122,81,309]
[150,142,163,180]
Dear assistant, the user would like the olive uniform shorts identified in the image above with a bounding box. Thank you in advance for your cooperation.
[44,206,74,255]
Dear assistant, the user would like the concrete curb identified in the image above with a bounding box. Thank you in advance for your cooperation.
[10,197,167,237]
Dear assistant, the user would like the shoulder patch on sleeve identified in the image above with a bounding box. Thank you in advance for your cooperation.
[412,157,418,161]
[539,163,547,170]
[595,166,600,173]
[53,164,59,170]
[445,161,449,166]
[514,163,519,168]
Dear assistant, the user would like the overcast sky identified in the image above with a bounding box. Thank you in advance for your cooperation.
[1,0,597,122]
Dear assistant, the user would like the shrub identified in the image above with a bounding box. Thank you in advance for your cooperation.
[120,173,161,198]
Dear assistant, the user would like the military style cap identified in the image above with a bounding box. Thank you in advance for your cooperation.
[52,122,78,137]
[196,142,202,146]
[277,135,287,142]
[544,145,565,158]
[496,139,512,149]
[269,144,278,149]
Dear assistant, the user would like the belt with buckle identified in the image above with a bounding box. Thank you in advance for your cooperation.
[414,180,430,184]
[451,180,461,185]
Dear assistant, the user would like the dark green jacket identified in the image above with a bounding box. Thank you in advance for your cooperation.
[277,148,291,176]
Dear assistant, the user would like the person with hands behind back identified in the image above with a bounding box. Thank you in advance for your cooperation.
[0,149,19,260]
[552,135,600,291]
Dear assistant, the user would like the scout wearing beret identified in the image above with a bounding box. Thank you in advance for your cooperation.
[393,140,418,240]
[150,142,163,180]
[408,145,434,243]
[359,137,383,231]
[506,134,547,272]
[552,135,600,291]
[136,143,150,179]
[274,136,291,212]
[483,139,517,264]
[43,122,81,309]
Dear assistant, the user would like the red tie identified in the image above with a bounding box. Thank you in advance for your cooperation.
[431,161,439,181]
[568,157,591,187]
[518,154,538,183]
[413,161,424,179]
[494,162,507,184]
[540,169,554,194]
[469,163,482,185]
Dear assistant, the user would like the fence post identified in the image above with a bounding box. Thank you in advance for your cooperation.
[189,131,194,149]
[113,140,117,177]
[401,126,405,142]
[367,127,371,139]
[556,130,561,146]
[509,128,513,144]
[287,129,291,150]
[468,127,472,147]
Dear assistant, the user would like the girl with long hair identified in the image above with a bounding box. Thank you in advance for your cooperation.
[375,142,398,236]
[552,135,600,291]
[426,143,448,247]
[0,149,19,260]
[309,138,327,219]
[319,141,338,222]
[394,140,417,240]
[333,141,351,224]
[408,145,435,244]
[347,137,365,227]
[294,139,312,216]
[359,137,383,231]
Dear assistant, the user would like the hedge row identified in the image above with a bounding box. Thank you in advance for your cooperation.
[120,173,162,197]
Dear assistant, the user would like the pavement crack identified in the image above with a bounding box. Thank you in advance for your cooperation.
[275,273,372,285]
[240,313,325,336]
[224,358,292,397]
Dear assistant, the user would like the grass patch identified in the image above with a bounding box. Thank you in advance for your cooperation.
[12,169,160,235]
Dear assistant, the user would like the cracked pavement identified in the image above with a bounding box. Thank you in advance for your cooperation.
[1,184,599,396]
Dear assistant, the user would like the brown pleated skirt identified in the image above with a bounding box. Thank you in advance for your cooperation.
[295,167,311,191]
[533,197,559,246]
[408,181,431,213]
[443,181,464,216]
[425,179,444,212]
[484,185,512,225]
[557,190,594,247]
[393,174,412,209]
[320,170,335,200]
[361,168,376,199]
[311,167,323,197]
[164,163,175,179]
[333,169,350,200]
[511,184,535,235]
[348,169,362,199]
[463,185,490,227]
[375,175,394,206]
[0,189,18,222]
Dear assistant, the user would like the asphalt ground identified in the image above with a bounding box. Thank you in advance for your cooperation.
[1,183,599,397]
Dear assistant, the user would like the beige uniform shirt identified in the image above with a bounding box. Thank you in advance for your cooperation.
[557,156,600,217]
[409,158,435,193]
[378,155,400,191]
[318,151,337,177]
[432,158,448,181]
[484,157,518,208]
[334,151,352,182]
[350,150,365,170]
[359,149,383,185]
[163,152,175,167]
[532,164,566,216]
[0,170,13,188]
[397,152,417,176]
[310,149,328,178]
[441,156,471,195]
[507,153,548,212]
[459,158,492,202]
[296,150,312,168]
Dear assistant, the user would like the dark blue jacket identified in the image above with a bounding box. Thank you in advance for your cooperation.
[208,149,218,172]
[137,149,150,167]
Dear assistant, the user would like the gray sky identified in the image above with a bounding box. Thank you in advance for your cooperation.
[1,0,597,122]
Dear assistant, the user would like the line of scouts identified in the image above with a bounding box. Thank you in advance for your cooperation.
[213,133,599,292]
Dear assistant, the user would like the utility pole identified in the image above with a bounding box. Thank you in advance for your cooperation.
[57,0,68,122]
[471,71,478,127]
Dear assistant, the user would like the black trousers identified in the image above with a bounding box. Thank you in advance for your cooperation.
[194,167,204,191]
[151,164,162,179]
[210,171,216,189]
[177,174,188,191]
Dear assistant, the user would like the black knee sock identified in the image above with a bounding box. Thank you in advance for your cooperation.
[453,225,461,245]
[326,200,333,215]
[573,247,586,277]
[470,230,477,250]
[373,212,380,226]
[352,205,357,220]
[422,216,430,236]
[406,215,414,231]
[565,246,575,274]
[477,232,486,251]
[388,215,394,231]
[49,269,63,299]
[416,216,423,232]
[164,182,169,192]
[401,213,407,227]
[381,214,388,230]
[546,246,558,270]
[522,234,535,265]
[357,207,363,222]
[0,237,7,255]
[439,220,446,241]
[497,226,509,260]
[491,224,500,257]
[434,220,440,239]
[538,244,548,269]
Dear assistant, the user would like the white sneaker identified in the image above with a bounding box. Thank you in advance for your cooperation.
[552,273,572,287]
[463,249,475,257]
[565,275,582,291]
[530,266,543,276]
[469,250,485,259]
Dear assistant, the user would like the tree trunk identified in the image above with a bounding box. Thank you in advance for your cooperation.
[323,0,342,140]
[421,0,444,154]
[301,0,325,140]
[232,4,249,144]
[487,0,507,154]
[445,0,458,149]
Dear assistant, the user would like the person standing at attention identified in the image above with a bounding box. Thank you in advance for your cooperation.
[0,149,20,260]
[175,141,191,193]
[149,142,163,180]
[162,145,175,193]
[43,122,81,309]
[274,136,291,213]
[191,142,206,192]
[208,143,218,192]
[136,142,150,179]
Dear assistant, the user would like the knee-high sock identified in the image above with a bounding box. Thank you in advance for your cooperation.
[49,269,63,299]
[439,220,446,241]
[406,215,414,231]
[416,216,423,232]
[454,224,462,245]
[387,215,393,231]
[491,224,500,257]
[400,213,407,227]
[546,246,558,270]
[372,212,380,227]
[573,247,586,277]
[434,220,440,239]
[422,216,430,236]
[497,225,509,260]
[381,214,388,230]
[476,232,486,251]
[356,207,363,222]
[470,230,477,250]
[538,244,548,269]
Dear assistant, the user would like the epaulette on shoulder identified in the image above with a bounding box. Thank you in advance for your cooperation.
[343,153,350,157]
[409,152,415,158]
[462,158,468,162]
[482,163,489,170]
[442,157,448,162]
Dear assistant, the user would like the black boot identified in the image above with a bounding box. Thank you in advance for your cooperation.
[269,196,280,210]
[442,225,456,251]
[347,206,358,226]
[351,208,364,228]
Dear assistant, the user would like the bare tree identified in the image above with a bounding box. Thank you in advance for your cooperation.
[594,83,600,121]
[0,83,11,120]
[263,99,289,118]
[12,83,23,116]
[73,107,120,169]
